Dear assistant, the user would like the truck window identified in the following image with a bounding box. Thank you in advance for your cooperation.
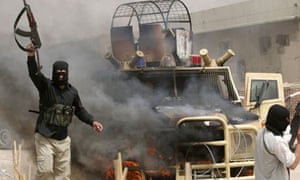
[250,80,279,102]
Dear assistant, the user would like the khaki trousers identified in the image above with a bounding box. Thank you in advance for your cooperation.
[34,133,71,180]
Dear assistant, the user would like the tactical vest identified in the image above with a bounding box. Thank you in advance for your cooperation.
[44,104,74,127]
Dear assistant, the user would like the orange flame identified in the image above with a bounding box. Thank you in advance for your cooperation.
[105,160,143,180]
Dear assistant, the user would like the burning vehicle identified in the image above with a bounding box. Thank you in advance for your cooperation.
[104,0,285,179]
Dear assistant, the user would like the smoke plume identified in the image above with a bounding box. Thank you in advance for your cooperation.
[0,0,252,179]
[0,1,173,178]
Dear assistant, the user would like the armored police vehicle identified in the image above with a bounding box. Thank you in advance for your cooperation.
[105,0,285,179]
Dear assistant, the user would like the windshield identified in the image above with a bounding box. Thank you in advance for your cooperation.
[138,71,236,106]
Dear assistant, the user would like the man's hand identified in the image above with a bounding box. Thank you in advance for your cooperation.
[92,121,103,133]
[26,44,35,57]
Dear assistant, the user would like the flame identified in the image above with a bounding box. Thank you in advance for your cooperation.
[105,160,143,180]
[105,146,174,179]
[144,146,173,178]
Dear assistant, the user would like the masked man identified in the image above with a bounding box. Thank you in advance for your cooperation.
[26,44,103,180]
[255,104,300,180]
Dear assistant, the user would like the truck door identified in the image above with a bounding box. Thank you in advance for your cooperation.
[243,73,285,127]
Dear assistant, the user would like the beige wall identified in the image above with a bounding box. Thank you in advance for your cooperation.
[190,0,300,88]
[191,0,300,34]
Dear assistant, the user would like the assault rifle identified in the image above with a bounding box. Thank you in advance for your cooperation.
[289,102,300,151]
[14,0,42,71]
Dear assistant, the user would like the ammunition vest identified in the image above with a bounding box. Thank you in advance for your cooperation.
[44,104,74,127]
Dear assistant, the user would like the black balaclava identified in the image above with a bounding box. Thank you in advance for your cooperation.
[52,61,68,86]
[265,104,290,136]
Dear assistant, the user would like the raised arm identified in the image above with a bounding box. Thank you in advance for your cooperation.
[26,43,48,91]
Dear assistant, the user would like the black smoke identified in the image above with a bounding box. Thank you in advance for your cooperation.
[0,1,254,179]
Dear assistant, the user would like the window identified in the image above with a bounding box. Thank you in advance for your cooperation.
[249,80,278,102]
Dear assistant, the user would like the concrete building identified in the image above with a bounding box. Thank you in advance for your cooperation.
[190,0,300,88]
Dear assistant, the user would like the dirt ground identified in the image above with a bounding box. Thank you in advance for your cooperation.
[1,148,300,180]
[0,149,102,180]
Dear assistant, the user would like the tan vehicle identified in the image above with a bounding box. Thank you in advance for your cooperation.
[105,1,285,179]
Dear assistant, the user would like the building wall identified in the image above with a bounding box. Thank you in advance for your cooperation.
[193,20,300,87]
[285,84,300,116]
[191,0,300,34]
[191,0,300,88]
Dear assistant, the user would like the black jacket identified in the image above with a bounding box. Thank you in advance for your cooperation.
[27,56,94,140]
